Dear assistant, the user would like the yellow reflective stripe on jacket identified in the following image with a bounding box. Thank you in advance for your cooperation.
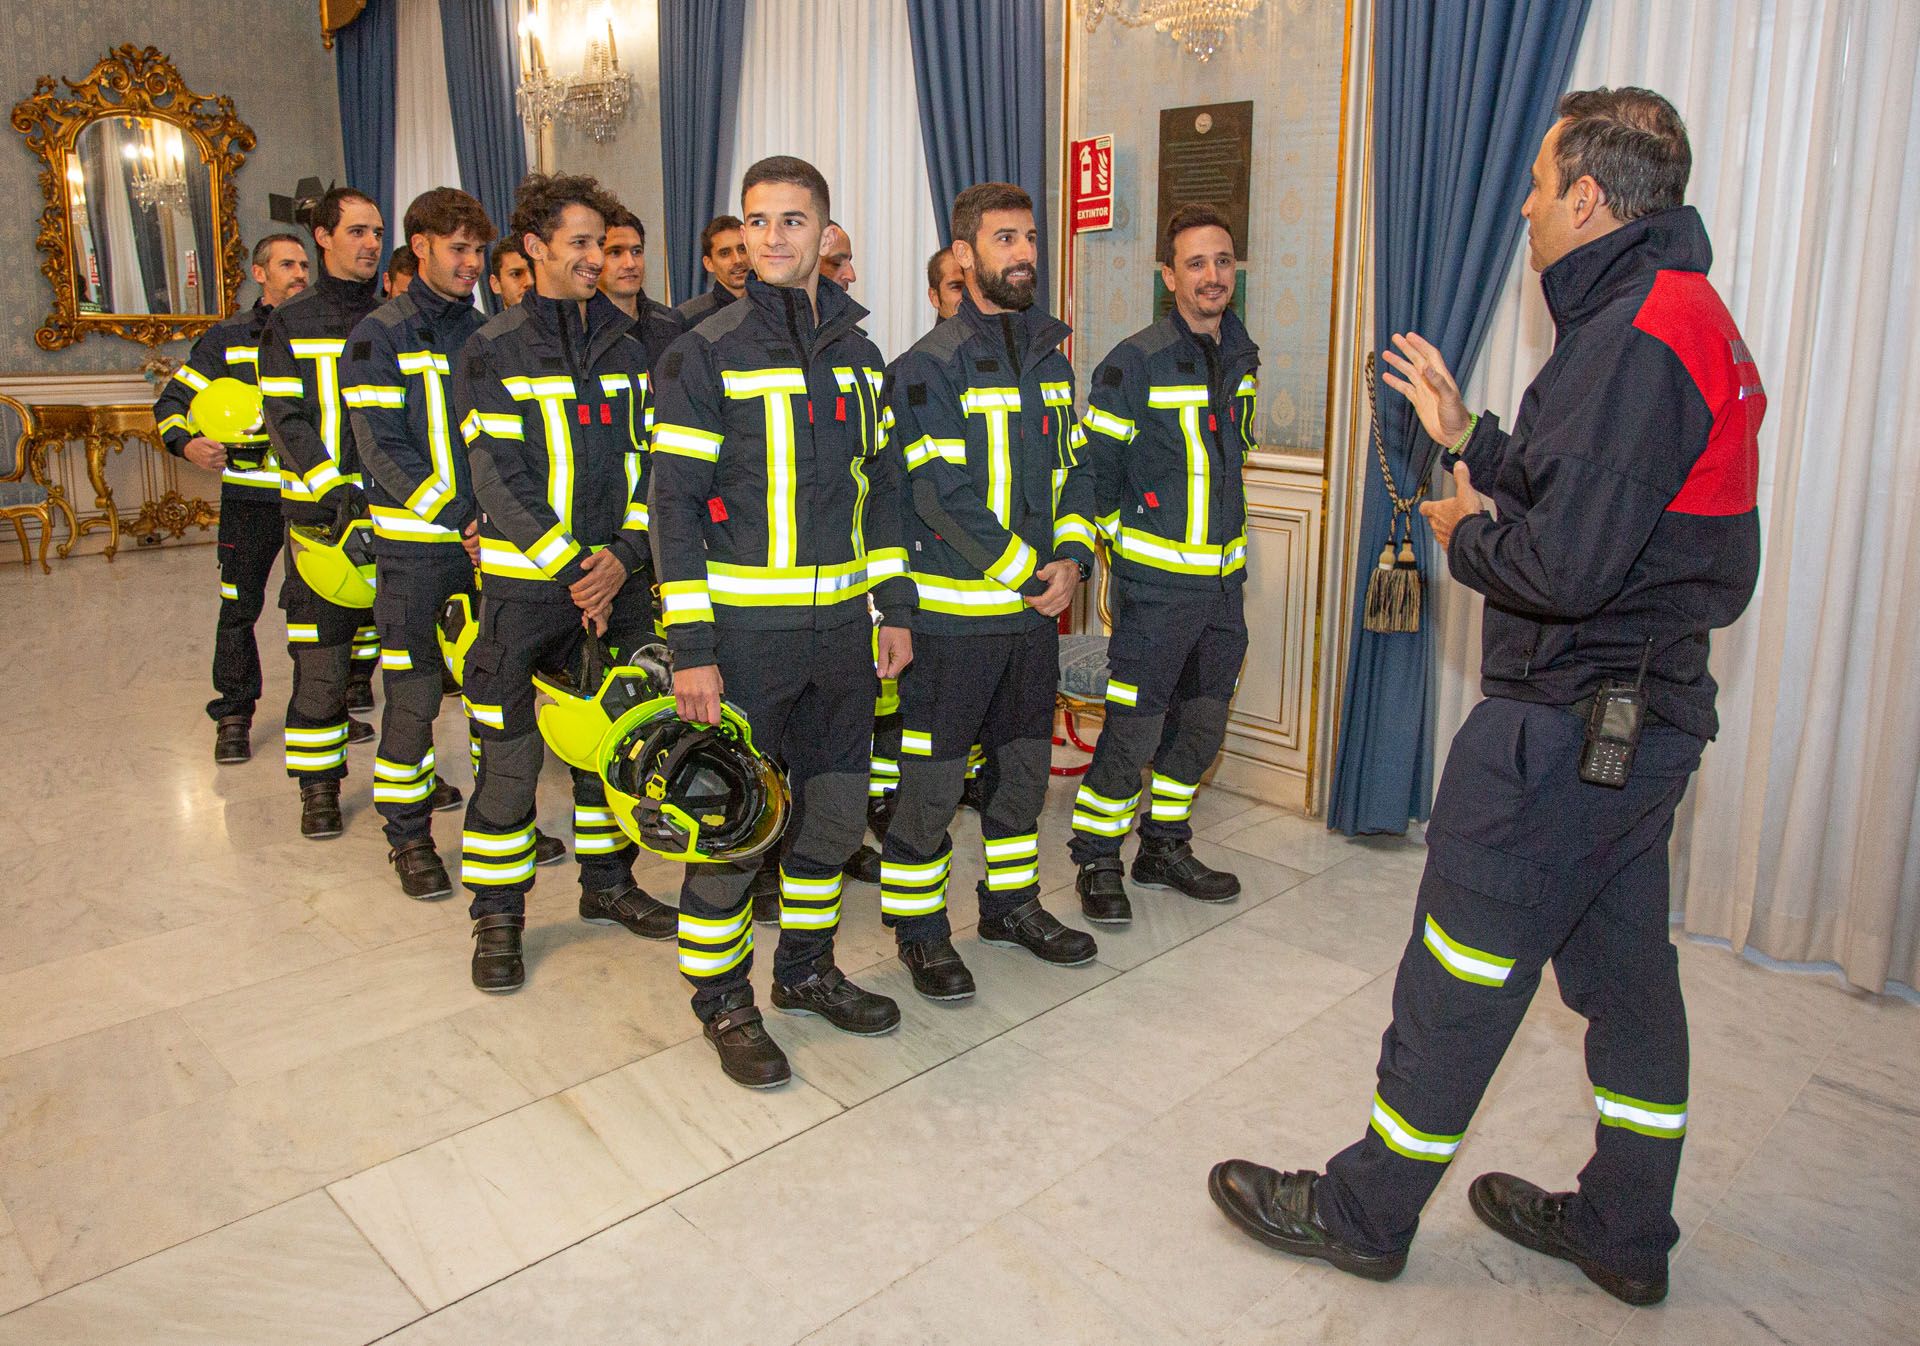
[369,504,461,543]
[504,376,577,534]
[1083,406,1135,442]
[706,557,873,607]
[1111,525,1247,576]
[342,384,405,409]
[723,367,806,568]
[985,535,1038,590]
[903,434,966,470]
[461,409,525,444]
[1147,385,1211,545]
[653,423,722,460]
[395,349,458,523]
[175,364,213,393]
[225,345,260,368]
[911,572,1027,617]
[961,386,1020,525]
[659,578,715,626]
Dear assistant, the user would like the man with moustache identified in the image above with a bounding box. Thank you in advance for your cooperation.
[488,239,533,309]
[675,214,749,322]
[260,187,387,839]
[154,232,311,765]
[880,182,1100,1001]
[453,173,675,992]
[651,155,909,1087]
[1068,204,1258,923]
[342,188,495,900]
[599,204,685,362]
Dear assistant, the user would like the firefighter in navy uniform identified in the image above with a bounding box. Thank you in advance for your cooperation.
[453,173,676,993]
[597,204,686,360]
[881,181,1099,1002]
[342,188,494,899]
[651,156,908,1089]
[153,233,310,764]
[673,214,749,325]
[1069,205,1258,923]
[259,188,386,839]
[1209,90,1764,1309]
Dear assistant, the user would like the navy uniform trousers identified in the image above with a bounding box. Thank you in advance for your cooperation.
[1315,697,1704,1283]
[207,494,283,723]
[370,542,474,847]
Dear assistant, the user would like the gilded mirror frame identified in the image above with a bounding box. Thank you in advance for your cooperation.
[10,45,255,351]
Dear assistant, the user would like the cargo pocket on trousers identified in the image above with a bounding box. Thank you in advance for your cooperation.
[1427,828,1552,910]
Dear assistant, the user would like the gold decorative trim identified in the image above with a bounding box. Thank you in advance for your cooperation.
[9,45,255,351]
[320,0,369,51]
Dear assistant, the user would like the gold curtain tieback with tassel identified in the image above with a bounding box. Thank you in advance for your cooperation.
[1362,352,1428,634]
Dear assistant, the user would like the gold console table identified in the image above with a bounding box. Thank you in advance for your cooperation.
[26,403,220,561]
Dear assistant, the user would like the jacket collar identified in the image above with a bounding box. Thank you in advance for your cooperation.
[743,273,870,353]
[1540,205,1713,331]
[314,270,380,308]
[956,292,1072,368]
[405,278,482,337]
[1165,303,1258,371]
[519,288,633,356]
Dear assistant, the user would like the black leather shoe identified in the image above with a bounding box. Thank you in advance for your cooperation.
[1076,858,1131,924]
[748,862,781,925]
[347,679,375,712]
[579,882,676,939]
[703,988,791,1088]
[772,959,901,1035]
[428,779,463,812]
[390,838,452,899]
[346,715,375,744]
[1468,1172,1668,1306]
[842,844,882,883]
[533,828,567,866]
[471,914,525,992]
[1208,1162,1408,1282]
[299,781,343,839]
[979,898,1098,966]
[899,936,976,1001]
[214,715,252,765]
[1132,840,1240,902]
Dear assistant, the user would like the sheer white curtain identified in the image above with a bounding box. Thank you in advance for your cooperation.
[393,0,465,244]
[1433,0,1920,992]
[723,0,944,360]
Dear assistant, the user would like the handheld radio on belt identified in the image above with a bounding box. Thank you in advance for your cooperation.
[1579,640,1653,788]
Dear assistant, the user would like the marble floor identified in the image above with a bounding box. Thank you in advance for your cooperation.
[2,545,1916,1345]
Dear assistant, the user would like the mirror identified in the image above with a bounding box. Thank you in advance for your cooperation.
[11,45,254,350]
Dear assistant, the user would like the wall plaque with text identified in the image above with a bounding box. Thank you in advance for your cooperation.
[1155,101,1253,262]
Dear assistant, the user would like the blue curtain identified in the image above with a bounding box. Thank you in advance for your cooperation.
[905,0,1050,303]
[658,1,746,306]
[1328,0,1591,835]
[439,0,527,240]
[335,0,398,263]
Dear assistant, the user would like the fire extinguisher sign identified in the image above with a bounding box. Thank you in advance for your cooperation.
[1070,134,1114,235]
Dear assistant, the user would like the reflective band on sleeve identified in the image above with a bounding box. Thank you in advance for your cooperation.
[1423,915,1516,987]
[1594,1088,1688,1138]
[1369,1094,1464,1162]
[652,423,723,461]
[1082,405,1136,441]
[659,580,715,626]
[986,535,1039,590]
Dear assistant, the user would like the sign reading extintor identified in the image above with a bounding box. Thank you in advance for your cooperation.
[1070,134,1114,234]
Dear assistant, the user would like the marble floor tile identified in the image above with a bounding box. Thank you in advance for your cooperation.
[1798,990,1920,1113]
[671,1036,1150,1328]
[0,1019,531,1294]
[0,1201,39,1318]
[1197,803,1376,876]
[0,898,358,1060]
[1009,920,1371,1115]
[0,1191,420,1346]
[1236,849,1425,977]
[1615,1220,1913,1346]
[803,1211,1159,1346]
[378,1204,807,1346]
[1085,840,1314,972]
[0,1011,234,1170]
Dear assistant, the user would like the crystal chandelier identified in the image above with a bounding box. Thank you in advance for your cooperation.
[126,138,188,214]
[1083,0,1264,63]
[516,3,632,143]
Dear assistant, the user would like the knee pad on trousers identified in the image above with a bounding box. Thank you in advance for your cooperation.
[378,669,442,764]
[977,736,1050,836]
[1084,711,1166,788]
[1157,696,1232,782]
[887,756,970,854]
[787,770,870,872]
[289,645,351,722]
[469,731,544,827]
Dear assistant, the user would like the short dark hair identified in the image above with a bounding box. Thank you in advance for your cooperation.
[251,232,305,267]
[310,186,377,239]
[509,172,621,248]
[951,182,1032,251]
[1162,204,1235,264]
[741,156,830,222]
[925,245,954,292]
[386,244,417,280]
[1553,87,1691,222]
[489,238,526,278]
[403,186,496,245]
[700,214,743,258]
[604,205,645,243]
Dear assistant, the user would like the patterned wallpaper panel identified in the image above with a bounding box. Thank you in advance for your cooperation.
[0,0,344,374]
[1068,0,1346,454]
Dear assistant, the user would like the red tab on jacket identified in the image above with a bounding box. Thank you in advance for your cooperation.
[1207,413,1218,432]
[1144,491,1160,508]
[835,396,847,421]
[707,497,728,523]
[1041,413,1050,435]
[600,403,613,425]
[806,400,814,424]
[576,403,591,425]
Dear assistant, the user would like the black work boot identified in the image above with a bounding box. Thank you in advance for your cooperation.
[702,987,791,1088]
[747,861,781,925]
[772,957,901,1035]
[471,913,525,992]
[898,936,976,1001]
[214,715,252,765]
[1468,1173,1668,1306]
[979,897,1098,966]
[533,828,567,866]
[1208,1162,1408,1282]
[299,781,343,839]
[390,838,452,899]
[866,792,896,841]
[842,844,882,883]
[1131,838,1240,902]
[579,881,676,939]
[347,677,375,712]
[428,779,463,812]
[346,715,375,744]
[1076,857,1131,924]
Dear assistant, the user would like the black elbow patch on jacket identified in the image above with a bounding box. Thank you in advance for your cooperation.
[351,340,371,361]
[907,382,928,407]
[1098,364,1123,388]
